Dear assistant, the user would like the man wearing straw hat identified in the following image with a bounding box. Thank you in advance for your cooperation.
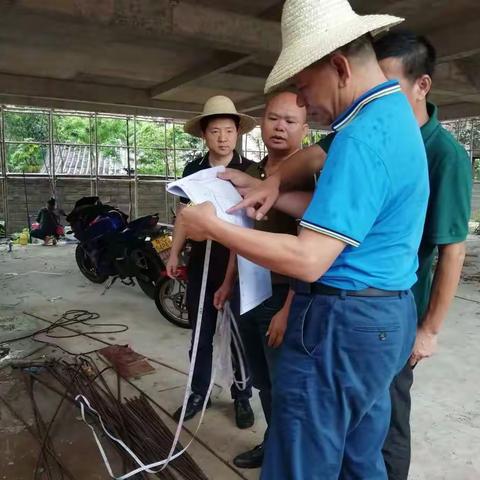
[166,95,257,428]
[223,30,473,479]
[180,0,430,477]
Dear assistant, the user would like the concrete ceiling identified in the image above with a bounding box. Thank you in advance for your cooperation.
[0,0,479,121]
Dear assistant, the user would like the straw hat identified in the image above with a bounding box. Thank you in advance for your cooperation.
[184,95,257,138]
[265,0,404,93]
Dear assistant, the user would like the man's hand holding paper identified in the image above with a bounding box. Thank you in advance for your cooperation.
[167,167,272,314]
[180,202,216,242]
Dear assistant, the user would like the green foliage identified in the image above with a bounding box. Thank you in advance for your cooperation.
[54,116,202,174]
[303,131,327,147]
[54,115,90,144]
[94,117,127,163]
[135,124,203,176]
[5,112,48,171]
[444,119,480,157]
[473,159,480,182]
[134,120,167,175]
[8,142,44,173]
[4,112,48,142]
[97,117,127,146]
[135,120,166,147]
[3,111,202,176]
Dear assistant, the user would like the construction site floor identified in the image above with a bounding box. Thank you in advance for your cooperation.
[1,240,480,480]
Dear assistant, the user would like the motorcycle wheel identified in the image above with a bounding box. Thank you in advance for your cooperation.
[154,277,191,329]
[131,246,163,299]
[75,244,108,284]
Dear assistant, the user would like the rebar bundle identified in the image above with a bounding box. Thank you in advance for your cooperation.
[46,357,209,480]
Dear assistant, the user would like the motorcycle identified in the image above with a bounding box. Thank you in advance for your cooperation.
[153,248,191,330]
[67,197,191,329]
[67,196,165,295]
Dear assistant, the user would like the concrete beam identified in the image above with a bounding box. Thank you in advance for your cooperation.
[438,102,480,121]
[148,0,284,99]
[12,0,281,56]
[0,95,195,120]
[229,63,273,79]
[456,59,480,92]
[351,1,480,62]
[429,19,480,62]
[150,52,252,98]
[354,0,447,22]
[194,73,266,93]
[236,95,267,113]
[432,92,480,104]
[433,63,479,96]
[0,73,202,117]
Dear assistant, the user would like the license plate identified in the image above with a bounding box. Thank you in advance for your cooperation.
[151,235,172,254]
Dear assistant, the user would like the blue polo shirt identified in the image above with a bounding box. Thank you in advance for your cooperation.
[301,80,429,290]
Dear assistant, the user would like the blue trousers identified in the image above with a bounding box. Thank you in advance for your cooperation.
[261,290,417,480]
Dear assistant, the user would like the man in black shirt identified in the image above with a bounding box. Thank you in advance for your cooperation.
[232,91,310,469]
[167,96,257,427]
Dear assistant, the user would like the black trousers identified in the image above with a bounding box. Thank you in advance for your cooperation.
[238,284,289,438]
[31,227,57,240]
[382,362,414,480]
[186,273,252,400]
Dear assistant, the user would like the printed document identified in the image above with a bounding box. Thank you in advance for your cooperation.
[167,166,272,313]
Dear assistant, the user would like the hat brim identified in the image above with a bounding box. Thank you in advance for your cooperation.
[184,112,257,138]
[265,14,404,94]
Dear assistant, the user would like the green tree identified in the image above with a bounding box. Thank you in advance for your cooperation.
[4,110,206,176]
[136,123,203,176]
[54,115,127,165]
[54,115,91,144]
[303,130,327,147]
[167,124,204,175]
[4,112,48,142]
[5,112,48,172]
[8,142,44,173]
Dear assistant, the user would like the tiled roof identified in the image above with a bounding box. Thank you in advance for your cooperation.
[41,145,129,175]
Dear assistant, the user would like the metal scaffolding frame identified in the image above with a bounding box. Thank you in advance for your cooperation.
[2,104,479,234]
[0,105,206,231]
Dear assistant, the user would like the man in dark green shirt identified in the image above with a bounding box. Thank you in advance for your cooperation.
[221,31,472,480]
[374,32,472,480]
[410,100,471,323]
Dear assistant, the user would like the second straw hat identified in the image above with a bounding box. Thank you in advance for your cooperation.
[184,96,257,138]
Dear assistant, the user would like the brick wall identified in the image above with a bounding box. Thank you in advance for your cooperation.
[137,180,172,220]
[5,177,52,232]
[1,176,174,233]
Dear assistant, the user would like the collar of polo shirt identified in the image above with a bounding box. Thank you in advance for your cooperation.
[332,80,401,132]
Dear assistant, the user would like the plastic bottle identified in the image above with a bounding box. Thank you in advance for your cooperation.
[19,229,29,246]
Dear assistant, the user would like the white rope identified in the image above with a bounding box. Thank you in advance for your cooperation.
[75,239,250,479]
[229,305,250,391]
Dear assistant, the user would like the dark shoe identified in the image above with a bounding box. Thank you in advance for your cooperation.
[234,399,254,429]
[233,443,264,469]
[173,393,210,422]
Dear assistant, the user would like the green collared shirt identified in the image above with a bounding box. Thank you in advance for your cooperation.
[412,102,472,320]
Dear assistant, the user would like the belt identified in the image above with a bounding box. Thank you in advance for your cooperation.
[294,282,404,298]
